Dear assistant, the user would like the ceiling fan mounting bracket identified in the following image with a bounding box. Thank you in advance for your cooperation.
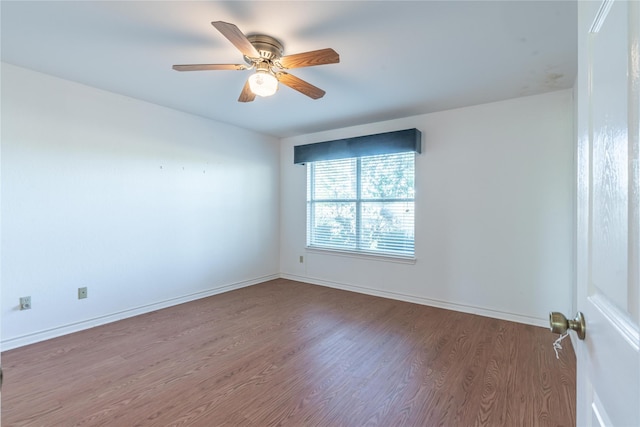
[244,34,284,64]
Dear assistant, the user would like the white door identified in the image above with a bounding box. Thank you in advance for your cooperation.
[576,0,640,426]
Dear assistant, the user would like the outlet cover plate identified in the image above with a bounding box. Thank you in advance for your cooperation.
[78,287,88,299]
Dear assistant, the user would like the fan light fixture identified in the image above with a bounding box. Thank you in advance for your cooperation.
[172,21,340,102]
[249,70,278,97]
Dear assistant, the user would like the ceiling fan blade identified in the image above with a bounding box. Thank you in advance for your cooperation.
[211,21,260,59]
[278,48,340,69]
[278,72,326,99]
[238,80,256,103]
[172,64,248,71]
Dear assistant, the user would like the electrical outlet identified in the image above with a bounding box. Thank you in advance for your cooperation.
[78,287,88,299]
[19,296,31,310]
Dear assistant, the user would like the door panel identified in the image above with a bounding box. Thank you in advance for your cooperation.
[591,0,629,312]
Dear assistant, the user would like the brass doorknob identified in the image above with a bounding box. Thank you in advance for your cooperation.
[549,311,586,340]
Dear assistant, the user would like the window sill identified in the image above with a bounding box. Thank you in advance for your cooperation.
[305,246,417,265]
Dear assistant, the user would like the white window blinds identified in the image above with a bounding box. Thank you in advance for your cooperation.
[306,152,415,257]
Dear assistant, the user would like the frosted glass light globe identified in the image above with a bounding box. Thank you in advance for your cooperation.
[248,71,278,97]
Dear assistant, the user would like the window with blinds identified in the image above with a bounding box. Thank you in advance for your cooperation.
[306,151,415,257]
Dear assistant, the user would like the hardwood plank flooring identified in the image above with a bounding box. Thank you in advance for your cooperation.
[2,279,575,426]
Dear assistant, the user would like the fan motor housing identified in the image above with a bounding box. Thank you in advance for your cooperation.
[245,34,284,62]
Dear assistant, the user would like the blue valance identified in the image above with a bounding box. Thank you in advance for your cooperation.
[294,128,422,164]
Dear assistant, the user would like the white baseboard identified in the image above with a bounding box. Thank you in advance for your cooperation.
[280,273,548,328]
[2,273,548,351]
[1,274,279,351]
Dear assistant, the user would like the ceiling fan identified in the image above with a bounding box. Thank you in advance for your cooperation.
[172,21,340,102]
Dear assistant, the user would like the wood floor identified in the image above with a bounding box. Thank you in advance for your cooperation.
[2,279,575,426]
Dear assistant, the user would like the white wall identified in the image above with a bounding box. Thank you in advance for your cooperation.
[1,63,280,349]
[1,61,573,351]
[280,90,574,327]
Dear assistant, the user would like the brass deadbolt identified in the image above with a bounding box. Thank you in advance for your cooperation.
[549,311,586,340]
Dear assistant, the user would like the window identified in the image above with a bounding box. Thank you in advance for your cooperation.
[295,128,421,258]
[306,151,415,257]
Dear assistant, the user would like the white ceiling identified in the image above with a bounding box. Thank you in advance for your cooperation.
[1,1,577,138]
